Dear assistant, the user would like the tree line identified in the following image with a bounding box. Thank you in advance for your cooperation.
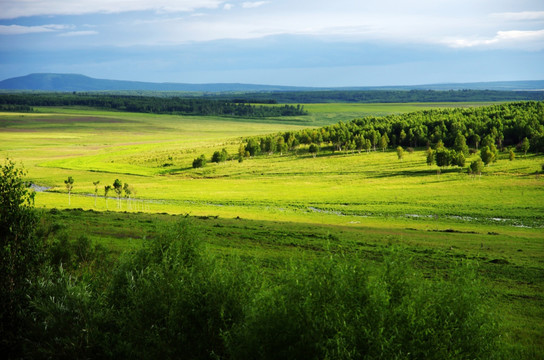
[239,101,544,158]
[0,93,307,117]
[200,89,544,103]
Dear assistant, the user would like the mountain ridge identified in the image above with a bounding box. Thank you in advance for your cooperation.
[1,73,544,92]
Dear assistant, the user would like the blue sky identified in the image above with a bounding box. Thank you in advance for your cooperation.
[1,0,543,86]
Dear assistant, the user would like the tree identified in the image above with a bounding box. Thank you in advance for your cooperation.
[113,179,123,209]
[1,159,41,355]
[469,157,484,179]
[364,138,372,153]
[308,143,319,158]
[521,137,530,156]
[396,146,404,160]
[104,185,112,209]
[123,183,133,210]
[64,176,74,206]
[435,148,451,168]
[453,151,466,167]
[453,133,469,155]
[192,154,207,168]
[211,149,228,163]
[238,143,246,162]
[93,180,100,207]
[480,146,496,166]
[426,148,434,166]
[379,133,389,152]
[509,148,515,161]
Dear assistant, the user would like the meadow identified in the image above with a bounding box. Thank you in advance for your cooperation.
[1,102,543,357]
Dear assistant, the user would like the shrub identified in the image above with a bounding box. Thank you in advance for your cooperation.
[226,250,501,360]
[192,154,207,168]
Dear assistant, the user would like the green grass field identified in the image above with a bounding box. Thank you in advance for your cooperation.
[1,103,543,357]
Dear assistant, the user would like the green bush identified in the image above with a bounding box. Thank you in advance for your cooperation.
[226,250,502,360]
[22,220,503,359]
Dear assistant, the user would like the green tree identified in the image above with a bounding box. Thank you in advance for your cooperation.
[64,176,74,206]
[104,185,112,209]
[308,143,319,158]
[1,159,42,356]
[480,146,496,165]
[364,138,372,153]
[192,154,207,168]
[426,148,434,166]
[454,133,469,155]
[396,146,404,160]
[379,133,389,152]
[435,148,451,168]
[113,179,123,209]
[469,157,484,178]
[93,180,100,207]
[123,183,132,210]
[520,137,530,156]
[509,148,515,161]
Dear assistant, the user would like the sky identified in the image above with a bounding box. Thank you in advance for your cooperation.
[0,0,543,87]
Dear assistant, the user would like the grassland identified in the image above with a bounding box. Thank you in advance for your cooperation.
[1,102,543,357]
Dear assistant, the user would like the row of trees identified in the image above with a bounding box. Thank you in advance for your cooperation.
[64,177,135,209]
[200,89,544,103]
[240,101,544,157]
[0,94,308,117]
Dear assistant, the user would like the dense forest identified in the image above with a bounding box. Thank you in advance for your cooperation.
[241,101,544,159]
[0,93,307,117]
[201,89,544,103]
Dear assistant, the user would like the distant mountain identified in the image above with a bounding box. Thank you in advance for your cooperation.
[0,73,310,92]
[1,73,543,92]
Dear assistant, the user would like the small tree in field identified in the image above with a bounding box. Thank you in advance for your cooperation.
[469,157,484,179]
[308,143,319,158]
[93,180,100,207]
[64,176,74,206]
[123,183,132,210]
[104,185,112,209]
[192,154,207,168]
[426,148,434,166]
[509,148,515,161]
[520,137,530,156]
[113,179,123,209]
[396,146,404,160]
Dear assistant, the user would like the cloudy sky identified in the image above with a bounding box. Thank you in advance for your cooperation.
[1,0,543,86]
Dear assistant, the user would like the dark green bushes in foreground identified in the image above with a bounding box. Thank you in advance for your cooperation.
[2,161,503,359]
[19,222,501,359]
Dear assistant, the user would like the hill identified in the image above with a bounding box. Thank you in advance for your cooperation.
[1,73,543,93]
[0,73,309,92]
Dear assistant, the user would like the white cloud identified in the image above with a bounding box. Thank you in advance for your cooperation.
[490,11,544,21]
[0,24,68,35]
[58,30,98,37]
[0,0,226,19]
[223,3,234,10]
[242,1,269,9]
[445,29,544,50]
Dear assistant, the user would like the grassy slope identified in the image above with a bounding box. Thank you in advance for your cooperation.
[1,103,543,356]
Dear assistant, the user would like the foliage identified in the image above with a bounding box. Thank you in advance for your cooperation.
[193,154,207,168]
[211,148,229,163]
[0,93,308,117]
[396,145,404,160]
[20,218,503,359]
[0,159,42,356]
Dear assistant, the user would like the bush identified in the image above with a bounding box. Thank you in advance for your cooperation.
[226,250,501,360]
[0,159,43,356]
[192,154,207,168]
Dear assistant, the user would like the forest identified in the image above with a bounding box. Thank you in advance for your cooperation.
[0,93,307,117]
[241,101,544,159]
[201,89,544,103]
